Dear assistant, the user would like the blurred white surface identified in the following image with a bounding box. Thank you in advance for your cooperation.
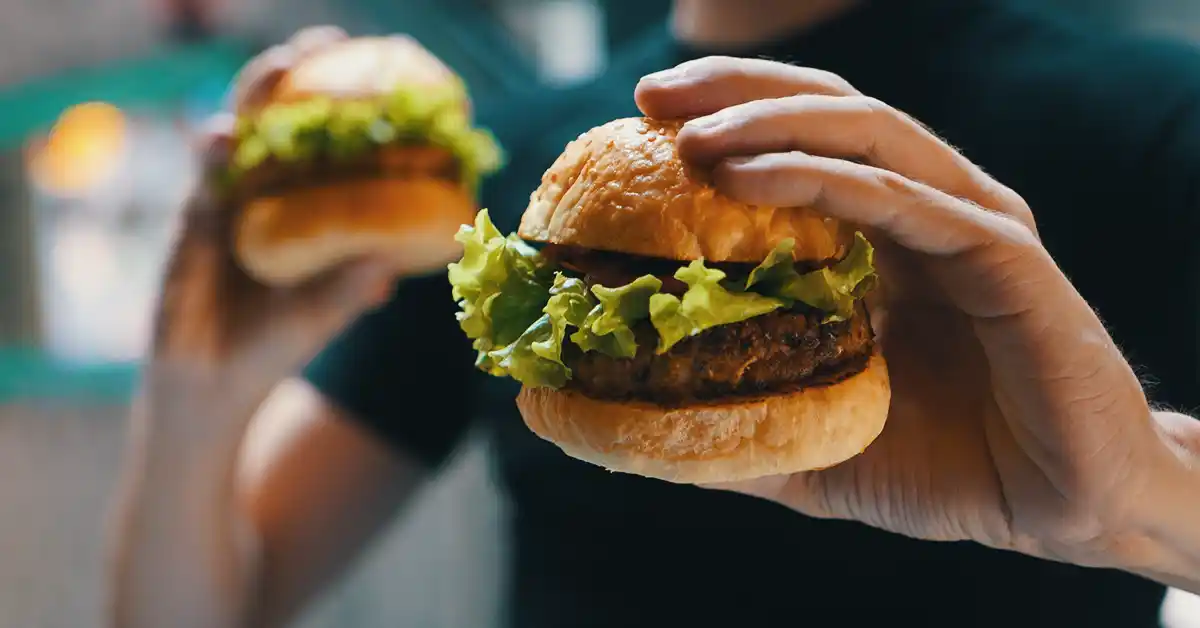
[499,0,606,85]
[1164,588,1200,628]
[29,113,193,364]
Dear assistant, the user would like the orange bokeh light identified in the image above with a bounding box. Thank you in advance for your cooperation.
[26,102,129,196]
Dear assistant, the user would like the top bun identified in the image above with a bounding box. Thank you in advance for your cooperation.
[249,36,468,111]
[518,117,855,263]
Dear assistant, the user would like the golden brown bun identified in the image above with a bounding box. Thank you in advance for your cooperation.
[517,352,890,484]
[232,36,475,287]
[519,117,856,263]
[249,36,467,111]
[235,178,476,286]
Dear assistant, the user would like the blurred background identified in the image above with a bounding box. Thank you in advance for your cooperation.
[1,1,1200,626]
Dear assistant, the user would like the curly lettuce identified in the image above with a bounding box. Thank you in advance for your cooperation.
[448,211,879,389]
[745,234,877,321]
[230,80,503,193]
[493,274,593,389]
[649,261,787,354]
[570,275,662,359]
[447,210,553,375]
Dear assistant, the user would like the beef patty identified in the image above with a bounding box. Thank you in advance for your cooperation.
[561,304,875,407]
[232,144,459,198]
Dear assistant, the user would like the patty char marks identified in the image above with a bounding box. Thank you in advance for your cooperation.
[233,144,459,198]
[561,304,875,407]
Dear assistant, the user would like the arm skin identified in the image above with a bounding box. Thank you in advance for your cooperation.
[1127,412,1200,594]
[106,377,425,628]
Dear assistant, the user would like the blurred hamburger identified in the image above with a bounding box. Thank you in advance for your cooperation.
[226,36,503,286]
[448,117,889,484]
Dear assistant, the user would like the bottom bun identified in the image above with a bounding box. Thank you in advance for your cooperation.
[517,351,890,484]
[235,177,477,287]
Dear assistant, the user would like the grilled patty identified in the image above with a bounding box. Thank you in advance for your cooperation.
[232,144,459,198]
[561,304,875,407]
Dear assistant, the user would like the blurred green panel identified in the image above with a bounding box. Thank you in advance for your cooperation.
[0,39,251,148]
[0,349,137,402]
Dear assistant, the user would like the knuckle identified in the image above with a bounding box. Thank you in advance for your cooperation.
[990,212,1041,251]
[805,68,859,95]
[858,95,893,115]
[996,185,1038,230]
[869,165,912,193]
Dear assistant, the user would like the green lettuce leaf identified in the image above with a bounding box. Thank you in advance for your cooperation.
[447,210,552,374]
[449,216,879,386]
[647,293,692,355]
[485,314,570,389]
[538,274,594,367]
[570,275,662,359]
[650,260,786,354]
[230,80,504,193]
[745,233,877,321]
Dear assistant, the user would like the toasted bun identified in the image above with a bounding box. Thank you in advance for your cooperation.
[519,117,857,263]
[232,36,476,287]
[253,36,466,109]
[235,177,476,286]
[517,352,890,484]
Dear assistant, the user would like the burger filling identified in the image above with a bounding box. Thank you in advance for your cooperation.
[224,81,503,197]
[564,307,873,406]
[448,210,879,404]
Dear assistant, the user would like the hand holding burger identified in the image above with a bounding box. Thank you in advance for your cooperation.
[633,56,1200,590]
[228,32,502,286]
[450,55,1200,593]
[154,26,501,415]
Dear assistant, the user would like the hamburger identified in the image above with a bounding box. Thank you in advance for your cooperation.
[448,117,890,484]
[225,36,503,286]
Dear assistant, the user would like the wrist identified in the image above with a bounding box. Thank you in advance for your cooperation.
[1113,412,1200,593]
[133,364,260,473]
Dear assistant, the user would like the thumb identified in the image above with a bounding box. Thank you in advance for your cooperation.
[246,258,396,372]
[292,257,397,337]
[697,475,792,500]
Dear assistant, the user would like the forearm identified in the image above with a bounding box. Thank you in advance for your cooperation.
[106,396,261,628]
[1121,412,1200,594]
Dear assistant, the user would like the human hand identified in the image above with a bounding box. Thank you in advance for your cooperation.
[146,26,393,439]
[634,56,1196,575]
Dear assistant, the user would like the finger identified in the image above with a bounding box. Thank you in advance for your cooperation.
[716,151,1034,262]
[228,45,296,112]
[713,150,1146,428]
[700,474,841,522]
[635,56,859,120]
[698,475,790,499]
[285,258,395,337]
[713,151,1064,324]
[286,24,349,56]
[196,113,236,171]
[678,95,1034,228]
[228,27,349,113]
[240,258,396,374]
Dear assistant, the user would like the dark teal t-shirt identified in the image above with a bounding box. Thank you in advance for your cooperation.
[305,1,1200,625]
